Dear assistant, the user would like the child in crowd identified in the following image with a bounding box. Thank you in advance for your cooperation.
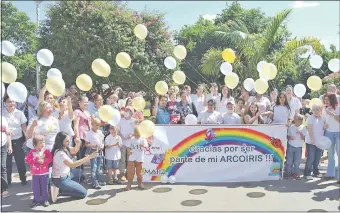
[85,118,104,189]
[167,92,180,124]
[25,135,53,208]
[285,114,306,180]
[126,127,148,191]
[300,99,312,119]
[304,105,326,180]
[105,125,122,184]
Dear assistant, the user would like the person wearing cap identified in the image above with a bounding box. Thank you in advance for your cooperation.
[197,99,223,124]
[117,106,136,181]
[222,101,241,124]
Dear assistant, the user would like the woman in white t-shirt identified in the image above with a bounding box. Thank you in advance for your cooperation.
[322,94,340,182]
[1,116,12,197]
[191,84,206,114]
[204,83,221,108]
[58,96,74,141]
[303,105,326,180]
[3,96,28,185]
[27,101,60,151]
[51,132,98,201]
[244,102,264,125]
[265,93,291,124]
[286,86,302,118]
[126,127,148,191]
[218,85,235,113]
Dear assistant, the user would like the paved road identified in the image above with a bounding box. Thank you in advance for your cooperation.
[1,162,339,212]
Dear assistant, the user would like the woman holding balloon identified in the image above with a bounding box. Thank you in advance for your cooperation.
[177,91,198,124]
[323,94,340,182]
[2,96,28,185]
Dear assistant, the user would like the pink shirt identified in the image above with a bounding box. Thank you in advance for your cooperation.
[74,109,91,140]
[25,149,53,175]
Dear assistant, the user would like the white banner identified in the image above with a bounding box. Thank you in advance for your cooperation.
[142,124,287,182]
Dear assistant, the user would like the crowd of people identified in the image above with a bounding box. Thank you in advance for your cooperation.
[0,82,339,208]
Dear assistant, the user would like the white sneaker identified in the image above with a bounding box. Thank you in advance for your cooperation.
[305,176,313,180]
[314,174,323,178]
[1,191,10,198]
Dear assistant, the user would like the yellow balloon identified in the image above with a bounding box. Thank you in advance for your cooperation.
[116,52,131,69]
[92,59,111,77]
[174,86,180,94]
[76,74,93,92]
[46,76,65,97]
[309,98,323,108]
[98,105,114,122]
[173,45,187,60]
[224,72,239,89]
[1,62,17,83]
[155,81,168,95]
[132,96,146,112]
[138,120,155,138]
[172,71,186,85]
[134,24,148,40]
[307,76,322,91]
[222,48,236,63]
[261,63,277,80]
[254,79,269,94]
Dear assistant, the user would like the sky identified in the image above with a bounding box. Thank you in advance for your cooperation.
[9,1,340,50]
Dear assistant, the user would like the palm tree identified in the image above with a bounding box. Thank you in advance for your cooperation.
[200,9,322,86]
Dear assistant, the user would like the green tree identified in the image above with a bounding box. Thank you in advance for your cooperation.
[39,1,173,94]
[1,2,37,86]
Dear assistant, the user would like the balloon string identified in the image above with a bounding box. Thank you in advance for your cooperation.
[185,76,199,87]
[185,61,211,85]
[129,71,177,125]
[104,77,114,91]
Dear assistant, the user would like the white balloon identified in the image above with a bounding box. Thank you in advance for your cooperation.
[220,62,233,75]
[160,175,168,184]
[37,49,54,66]
[118,99,126,108]
[1,83,5,99]
[298,45,314,59]
[243,78,255,92]
[309,55,323,69]
[257,61,267,73]
[7,82,28,103]
[185,114,198,125]
[315,136,332,150]
[107,109,121,126]
[328,58,340,73]
[1,41,16,56]
[47,68,62,78]
[293,84,306,98]
[168,175,176,184]
[164,57,177,70]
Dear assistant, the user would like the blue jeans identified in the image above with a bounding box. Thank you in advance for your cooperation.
[1,144,8,192]
[304,143,323,176]
[285,144,302,174]
[52,171,87,199]
[90,156,102,185]
[325,131,340,178]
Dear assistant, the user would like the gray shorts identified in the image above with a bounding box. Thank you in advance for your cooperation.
[105,159,119,170]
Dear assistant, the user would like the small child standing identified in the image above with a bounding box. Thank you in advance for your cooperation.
[126,127,148,191]
[25,135,53,208]
[85,118,104,189]
[285,114,306,180]
[105,125,122,184]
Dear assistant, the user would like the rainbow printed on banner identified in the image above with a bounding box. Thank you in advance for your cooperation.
[151,128,285,181]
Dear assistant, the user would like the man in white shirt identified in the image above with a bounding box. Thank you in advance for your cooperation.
[191,84,206,114]
[197,99,223,124]
[286,86,302,118]
[222,101,241,124]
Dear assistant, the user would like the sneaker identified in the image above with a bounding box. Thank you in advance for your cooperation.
[120,176,127,181]
[292,173,301,180]
[100,182,106,186]
[30,200,40,208]
[93,184,101,189]
[42,201,50,207]
[1,191,10,198]
[313,173,323,178]
[305,176,314,180]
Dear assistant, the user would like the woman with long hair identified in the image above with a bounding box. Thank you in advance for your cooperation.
[323,94,340,183]
[266,92,291,124]
[244,102,264,124]
[285,86,302,118]
[38,86,59,118]
[51,132,98,201]
[218,85,235,113]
